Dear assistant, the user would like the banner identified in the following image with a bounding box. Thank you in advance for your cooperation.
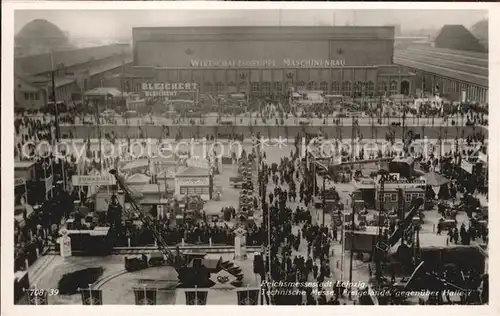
[15,178,26,186]
[461,160,473,174]
[80,289,103,305]
[45,175,53,193]
[133,287,157,305]
[236,288,260,305]
[26,289,49,305]
[209,269,236,289]
[185,290,208,305]
[431,186,440,196]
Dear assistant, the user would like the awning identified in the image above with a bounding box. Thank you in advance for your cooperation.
[141,183,167,194]
[121,159,149,171]
[126,173,151,185]
[421,172,450,187]
[84,87,123,98]
[230,93,245,99]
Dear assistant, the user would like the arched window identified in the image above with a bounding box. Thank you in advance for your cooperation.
[342,81,352,96]
[377,81,387,95]
[261,82,271,96]
[390,80,398,96]
[239,81,247,92]
[366,81,375,97]
[320,81,328,93]
[307,81,317,91]
[227,82,236,94]
[273,82,282,95]
[331,81,340,94]
[354,81,362,97]
[216,82,225,95]
[251,82,260,94]
[204,82,213,94]
[400,80,410,96]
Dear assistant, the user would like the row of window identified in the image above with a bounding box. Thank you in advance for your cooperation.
[200,80,404,96]
[179,186,210,195]
[24,92,40,101]
[405,193,424,202]
[378,193,425,202]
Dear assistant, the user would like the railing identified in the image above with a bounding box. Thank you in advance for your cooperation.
[47,244,262,254]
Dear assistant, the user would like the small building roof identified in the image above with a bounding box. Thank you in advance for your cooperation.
[84,87,123,98]
[15,160,36,169]
[125,173,150,184]
[421,172,450,187]
[176,166,209,177]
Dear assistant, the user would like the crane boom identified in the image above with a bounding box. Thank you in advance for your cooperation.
[109,169,176,265]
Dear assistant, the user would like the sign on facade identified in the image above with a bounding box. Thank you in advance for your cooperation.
[189,59,346,68]
[177,177,209,186]
[376,174,426,189]
[72,175,115,186]
[141,82,198,97]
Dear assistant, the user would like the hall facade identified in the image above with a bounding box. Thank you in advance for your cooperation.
[131,26,415,98]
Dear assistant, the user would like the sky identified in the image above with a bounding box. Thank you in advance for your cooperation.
[15,9,487,40]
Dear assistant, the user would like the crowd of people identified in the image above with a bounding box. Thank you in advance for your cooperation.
[13,90,489,305]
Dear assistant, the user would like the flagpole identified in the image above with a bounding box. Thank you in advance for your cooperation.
[44,161,48,200]
[341,221,345,280]
[88,284,93,306]
[247,284,250,305]
[50,157,54,198]
[24,180,28,204]
[33,284,39,305]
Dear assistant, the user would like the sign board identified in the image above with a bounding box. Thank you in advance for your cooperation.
[376,173,401,183]
[389,173,400,181]
[15,178,26,186]
[461,160,473,174]
[177,177,209,187]
[72,175,115,186]
[189,59,346,68]
[60,235,72,257]
[377,174,426,189]
[141,82,198,97]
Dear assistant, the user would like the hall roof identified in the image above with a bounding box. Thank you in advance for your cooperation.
[394,45,488,87]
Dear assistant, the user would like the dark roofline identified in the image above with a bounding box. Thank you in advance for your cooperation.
[133,25,394,30]
[14,43,131,62]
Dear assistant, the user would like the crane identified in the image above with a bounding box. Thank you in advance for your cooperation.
[109,169,178,266]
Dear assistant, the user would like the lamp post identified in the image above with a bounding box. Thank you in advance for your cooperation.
[348,192,356,300]
[375,169,389,286]
[322,175,326,226]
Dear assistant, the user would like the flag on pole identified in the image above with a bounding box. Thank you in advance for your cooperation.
[133,287,157,305]
[185,288,208,305]
[80,287,103,305]
[26,289,49,305]
[236,288,260,305]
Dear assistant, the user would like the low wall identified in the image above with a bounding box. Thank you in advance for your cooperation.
[61,124,487,141]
